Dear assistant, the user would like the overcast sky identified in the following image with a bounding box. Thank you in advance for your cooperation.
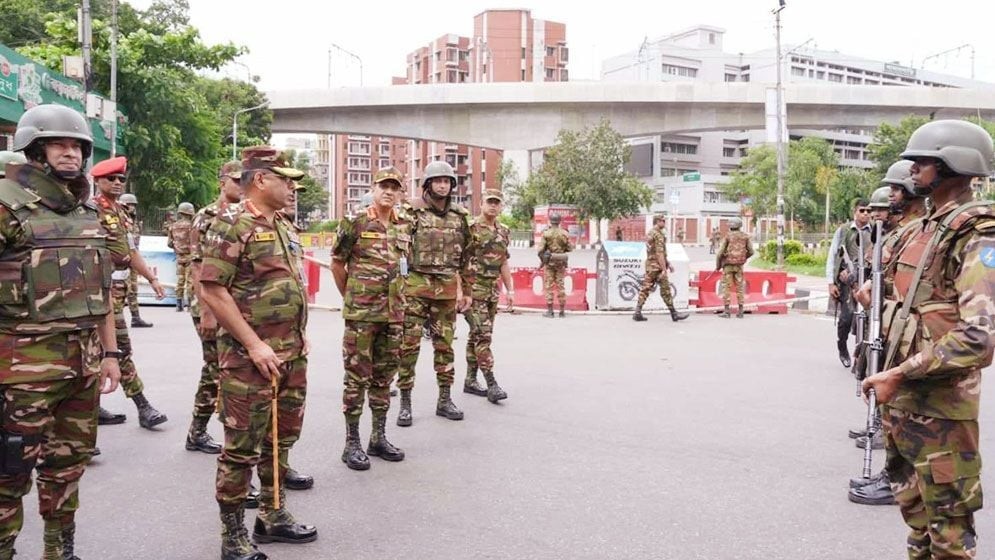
[121,0,993,90]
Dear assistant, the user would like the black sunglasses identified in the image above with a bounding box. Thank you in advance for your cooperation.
[104,174,127,183]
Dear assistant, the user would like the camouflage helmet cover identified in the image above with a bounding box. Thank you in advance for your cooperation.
[900,119,994,177]
[177,202,195,215]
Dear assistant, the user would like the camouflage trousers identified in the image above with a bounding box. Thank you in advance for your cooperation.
[127,268,141,317]
[342,321,402,423]
[112,280,144,398]
[175,257,192,303]
[0,372,99,543]
[190,317,220,421]
[398,297,457,390]
[720,265,746,306]
[465,298,499,375]
[883,406,982,559]
[636,268,674,309]
[216,357,307,512]
[543,265,567,305]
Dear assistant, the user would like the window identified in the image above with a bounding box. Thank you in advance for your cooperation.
[347,172,371,185]
[379,158,390,169]
[447,70,457,82]
[708,33,716,45]
[661,168,677,177]
[828,73,843,83]
[521,70,526,80]
[662,64,698,78]
[817,71,825,79]
[845,149,860,160]
[791,67,805,77]
[846,76,862,84]
[522,47,526,58]
[559,47,568,62]
[662,142,698,155]
[723,147,736,157]
[724,73,737,82]
[546,68,556,79]
[378,144,390,156]
[546,46,555,56]
[560,69,568,81]
[741,74,750,82]
[347,157,370,170]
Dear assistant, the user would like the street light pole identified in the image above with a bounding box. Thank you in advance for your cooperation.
[232,101,269,160]
[773,0,787,270]
[109,0,118,156]
[328,43,363,86]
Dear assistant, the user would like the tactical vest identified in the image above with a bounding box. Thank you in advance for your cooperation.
[0,179,112,332]
[723,232,750,265]
[888,201,995,367]
[410,206,467,274]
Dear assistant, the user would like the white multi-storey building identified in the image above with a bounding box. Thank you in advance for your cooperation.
[601,25,993,243]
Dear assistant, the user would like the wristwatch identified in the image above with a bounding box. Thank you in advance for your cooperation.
[102,350,126,359]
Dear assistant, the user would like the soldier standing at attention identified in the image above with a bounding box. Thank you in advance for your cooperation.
[826,198,872,368]
[715,217,753,318]
[120,193,153,328]
[862,120,995,559]
[332,167,409,470]
[537,213,572,318]
[632,214,689,322]
[168,202,195,311]
[463,189,512,404]
[200,146,316,559]
[0,105,122,560]
[396,160,473,427]
[91,156,169,430]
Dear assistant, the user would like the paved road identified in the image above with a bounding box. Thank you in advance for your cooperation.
[10,306,995,559]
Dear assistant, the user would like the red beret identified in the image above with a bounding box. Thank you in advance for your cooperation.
[91,156,127,178]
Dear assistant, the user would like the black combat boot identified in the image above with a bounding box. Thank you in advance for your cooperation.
[253,491,317,544]
[186,416,221,454]
[837,340,852,368]
[132,392,168,429]
[221,507,267,560]
[558,303,566,318]
[543,303,555,318]
[855,431,885,450]
[61,521,81,560]
[669,307,690,322]
[341,422,370,471]
[396,389,413,427]
[847,471,895,505]
[245,484,260,509]
[131,315,153,328]
[97,406,126,425]
[367,412,405,462]
[482,370,508,404]
[435,386,464,420]
[283,468,313,491]
[632,303,647,321]
[175,298,184,312]
[737,304,745,318]
[849,468,887,489]
[720,305,731,318]
[463,367,487,396]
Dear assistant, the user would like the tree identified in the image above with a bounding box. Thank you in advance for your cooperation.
[13,1,258,210]
[866,115,930,176]
[195,77,271,161]
[523,118,654,222]
[284,150,328,222]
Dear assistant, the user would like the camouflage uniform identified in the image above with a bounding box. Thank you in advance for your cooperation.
[200,199,310,527]
[396,197,472,423]
[636,226,675,309]
[880,194,995,559]
[716,228,754,316]
[333,199,409,468]
[187,202,223,444]
[168,214,194,305]
[126,217,142,317]
[465,214,510,401]
[0,164,111,558]
[537,223,572,313]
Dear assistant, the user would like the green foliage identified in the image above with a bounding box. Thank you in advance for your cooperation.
[12,1,262,211]
[518,118,654,222]
[497,213,530,231]
[307,219,339,233]
[786,252,821,266]
[283,150,328,221]
[759,239,803,262]
[866,115,930,176]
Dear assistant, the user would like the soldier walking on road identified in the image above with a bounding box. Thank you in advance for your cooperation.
[862,120,995,559]
[91,156,169,430]
[396,161,473,427]
[632,214,689,322]
[332,167,410,470]
[463,189,512,404]
[200,146,317,559]
[169,203,195,311]
[0,106,122,560]
[120,193,153,328]
[537,214,572,317]
[716,217,753,318]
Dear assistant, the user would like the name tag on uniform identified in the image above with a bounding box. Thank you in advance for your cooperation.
[254,232,276,242]
[360,232,385,239]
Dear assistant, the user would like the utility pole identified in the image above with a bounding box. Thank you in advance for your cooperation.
[773,0,787,270]
[110,0,118,156]
[80,0,92,91]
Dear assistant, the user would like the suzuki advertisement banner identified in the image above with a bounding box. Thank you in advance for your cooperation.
[136,235,179,306]
[594,241,689,311]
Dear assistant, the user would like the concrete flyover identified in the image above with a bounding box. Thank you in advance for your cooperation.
[268,81,995,151]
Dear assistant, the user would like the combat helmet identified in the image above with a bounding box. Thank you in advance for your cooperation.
[0,151,27,178]
[119,193,138,206]
[177,202,195,216]
[13,104,94,179]
[549,214,562,225]
[901,120,994,194]
[422,161,457,200]
[880,160,918,198]
[868,186,891,209]
[729,217,743,230]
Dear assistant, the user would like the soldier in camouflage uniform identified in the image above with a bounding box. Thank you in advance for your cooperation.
[169,202,195,312]
[827,199,873,368]
[91,157,169,430]
[332,167,409,470]
[463,189,512,403]
[0,106,123,560]
[120,193,153,328]
[537,214,572,317]
[200,146,316,559]
[396,160,473,427]
[862,120,995,559]
[715,217,753,318]
[632,214,690,322]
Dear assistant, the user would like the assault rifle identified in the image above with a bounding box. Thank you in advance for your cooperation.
[859,219,885,481]
[850,231,867,379]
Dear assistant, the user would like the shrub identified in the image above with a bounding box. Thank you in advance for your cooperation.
[786,252,821,266]
[760,239,803,262]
